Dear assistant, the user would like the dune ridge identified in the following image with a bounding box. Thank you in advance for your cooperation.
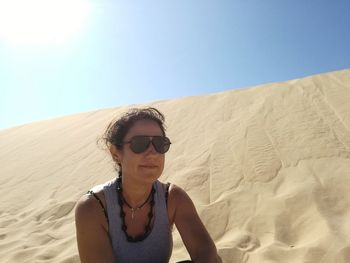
[1,69,350,262]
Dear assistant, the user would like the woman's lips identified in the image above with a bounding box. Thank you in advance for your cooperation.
[140,164,158,168]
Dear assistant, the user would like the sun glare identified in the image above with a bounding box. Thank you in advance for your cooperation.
[0,0,90,46]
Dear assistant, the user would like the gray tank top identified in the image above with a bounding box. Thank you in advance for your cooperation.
[103,179,173,263]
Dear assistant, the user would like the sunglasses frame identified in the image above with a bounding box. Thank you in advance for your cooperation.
[120,135,171,154]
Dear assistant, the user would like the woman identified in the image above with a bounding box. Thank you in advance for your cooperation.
[75,107,222,263]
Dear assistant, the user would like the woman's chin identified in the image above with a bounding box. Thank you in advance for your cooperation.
[139,170,161,182]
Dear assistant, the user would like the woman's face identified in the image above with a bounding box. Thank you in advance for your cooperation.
[114,119,166,184]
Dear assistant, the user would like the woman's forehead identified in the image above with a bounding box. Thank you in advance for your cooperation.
[126,120,163,137]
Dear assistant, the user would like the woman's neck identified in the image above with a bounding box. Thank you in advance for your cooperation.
[120,176,153,208]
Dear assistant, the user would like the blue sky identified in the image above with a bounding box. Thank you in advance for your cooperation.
[1,0,349,130]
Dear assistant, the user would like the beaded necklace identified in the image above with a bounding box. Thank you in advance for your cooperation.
[116,177,155,242]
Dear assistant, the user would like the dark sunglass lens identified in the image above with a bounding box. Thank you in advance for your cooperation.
[130,136,150,153]
[152,137,171,154]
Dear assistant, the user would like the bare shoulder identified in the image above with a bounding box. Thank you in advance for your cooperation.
[75,188,107,230]
[168,184,193,206]
[165,183,196,224]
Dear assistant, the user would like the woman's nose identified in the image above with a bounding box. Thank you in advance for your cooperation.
[145,141,157,154]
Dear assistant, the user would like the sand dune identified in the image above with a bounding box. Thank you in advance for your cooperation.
[1,69,350,262]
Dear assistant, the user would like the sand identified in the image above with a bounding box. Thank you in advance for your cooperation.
[1,68,350,263]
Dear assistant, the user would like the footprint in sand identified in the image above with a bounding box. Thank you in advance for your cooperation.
[234,232,260,252]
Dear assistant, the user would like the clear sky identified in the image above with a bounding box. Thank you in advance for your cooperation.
[1,0,349,130]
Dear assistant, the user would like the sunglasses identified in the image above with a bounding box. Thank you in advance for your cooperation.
[120,135,171,154]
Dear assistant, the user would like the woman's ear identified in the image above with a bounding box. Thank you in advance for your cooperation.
[109,144,120,163]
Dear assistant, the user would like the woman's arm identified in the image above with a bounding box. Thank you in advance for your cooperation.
[75,194,115,263]
[170,185,222,263]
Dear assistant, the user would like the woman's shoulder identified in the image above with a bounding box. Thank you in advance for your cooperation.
[163,182,196,225]
[76,190,104,216]
[75,182,110,229]
[163,183,193,208]
[166,183,189,200]
[75,193,102,226]
[86,181,110,205]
